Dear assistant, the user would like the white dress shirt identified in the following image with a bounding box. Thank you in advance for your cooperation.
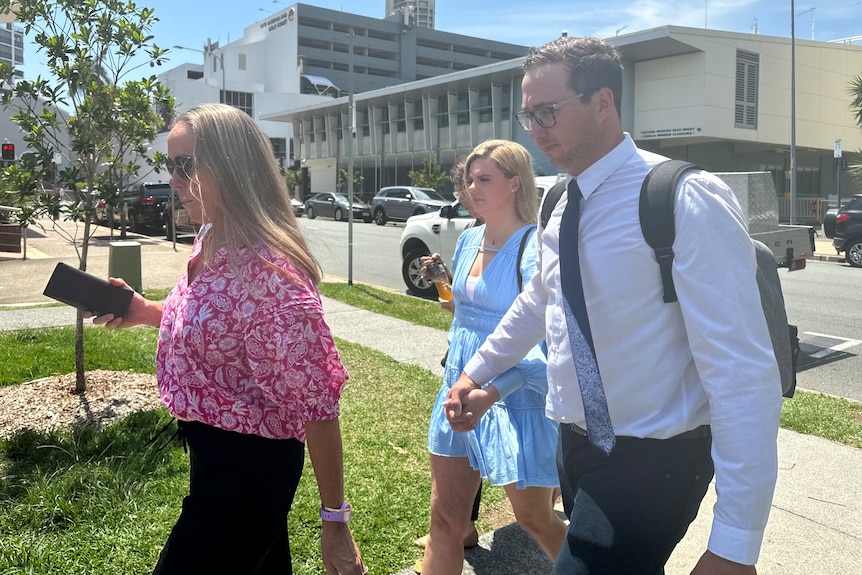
[464,134,782,564]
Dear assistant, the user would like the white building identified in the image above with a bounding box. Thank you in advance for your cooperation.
[157,2,526,169]
[261,25,862,218]
[385,0,435,29]
[0,22,23,80]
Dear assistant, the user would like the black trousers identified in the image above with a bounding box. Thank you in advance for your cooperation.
[553,424,714,575]
[153,421,305,575]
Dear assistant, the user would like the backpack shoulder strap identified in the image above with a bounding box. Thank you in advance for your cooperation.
[638,160,700,303]
[516,225,537,291]
[540,180,566,229]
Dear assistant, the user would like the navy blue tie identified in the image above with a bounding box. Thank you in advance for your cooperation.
[559,179,615,454]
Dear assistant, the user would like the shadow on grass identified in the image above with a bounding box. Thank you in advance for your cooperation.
[0,409,185,505]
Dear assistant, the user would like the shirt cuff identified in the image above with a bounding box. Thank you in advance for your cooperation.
[464,356,496,387]
[486,367,523,400]
[707,516,766,565]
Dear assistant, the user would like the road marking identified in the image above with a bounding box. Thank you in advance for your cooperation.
[802,332,862,359]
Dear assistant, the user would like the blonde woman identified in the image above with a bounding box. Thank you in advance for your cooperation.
[90,104,364,575]
[421,140,565,574]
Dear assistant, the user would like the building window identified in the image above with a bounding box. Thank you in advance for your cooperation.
[221,90,253,116]
[437,97,449,128]
[238,53,247,71]
[456,92,469,126]
[735,50,758,129]
[478,88,492,123]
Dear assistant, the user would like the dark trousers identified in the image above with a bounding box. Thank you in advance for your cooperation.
[153,421,305,575]
[553,424,714,575]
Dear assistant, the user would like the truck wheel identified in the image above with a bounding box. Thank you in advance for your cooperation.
[846,238,862,268]
[402,248,437,299]
[374,208,387,226]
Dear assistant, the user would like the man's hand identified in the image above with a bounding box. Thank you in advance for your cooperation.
[445,386,498,431]
[691,550,756,575]
[444,373,480,428]
[321,521,366,574]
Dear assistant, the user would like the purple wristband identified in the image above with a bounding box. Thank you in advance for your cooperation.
[319,501,352,523]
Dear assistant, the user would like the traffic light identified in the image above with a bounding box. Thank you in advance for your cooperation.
[1,143,14,162]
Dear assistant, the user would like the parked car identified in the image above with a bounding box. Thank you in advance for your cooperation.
[291,197,305,217]
[123,182,175,232]
[161,191,198,241]
[304,192,373,222]
[823,207,838,239]
[832,194,862,267]
[370,186,450,226]
[399,201,476,298]
[397,175,568,297]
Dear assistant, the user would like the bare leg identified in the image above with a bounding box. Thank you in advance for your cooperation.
[422,454,483,575]
[505,484,567,561]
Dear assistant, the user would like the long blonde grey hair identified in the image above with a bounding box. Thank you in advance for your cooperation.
[463,140,538,224]
[176,103,321,286]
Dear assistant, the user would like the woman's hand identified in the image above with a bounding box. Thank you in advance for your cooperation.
[445,381,499,432]
[85,278,163,329]
[419,253,447,281]
[321,522,365,574]
[444,373,481,430]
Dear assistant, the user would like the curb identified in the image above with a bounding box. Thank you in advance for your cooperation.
[808,253,844,263]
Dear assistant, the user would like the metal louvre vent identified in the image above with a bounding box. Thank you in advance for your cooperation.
[735,51,759,129]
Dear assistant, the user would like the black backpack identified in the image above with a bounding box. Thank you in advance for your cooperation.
[539,162,799,397]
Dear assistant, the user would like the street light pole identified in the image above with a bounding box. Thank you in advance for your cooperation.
[347,27,355,286]
[835,139,842,210]
[790,0,797,225]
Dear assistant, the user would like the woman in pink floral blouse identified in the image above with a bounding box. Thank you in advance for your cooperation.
[91,104,365,575]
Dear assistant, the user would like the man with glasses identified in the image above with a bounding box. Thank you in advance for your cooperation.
[445,36,780,574]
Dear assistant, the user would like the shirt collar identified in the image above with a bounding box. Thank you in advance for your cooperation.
[567,133,638,200]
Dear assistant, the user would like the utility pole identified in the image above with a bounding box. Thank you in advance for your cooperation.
[347,27,355,286]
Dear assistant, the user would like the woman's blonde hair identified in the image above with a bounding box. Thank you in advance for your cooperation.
[176,104,321,286]
[463,140,538,224]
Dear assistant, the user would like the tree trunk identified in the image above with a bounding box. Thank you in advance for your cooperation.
[75,308,86,393]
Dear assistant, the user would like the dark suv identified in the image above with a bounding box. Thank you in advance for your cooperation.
[370,186,450,226]
[833,194,862,268]
[123,182,175,232]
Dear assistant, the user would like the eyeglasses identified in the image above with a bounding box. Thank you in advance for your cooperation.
[166,155,195,180]
[515,94,584,132]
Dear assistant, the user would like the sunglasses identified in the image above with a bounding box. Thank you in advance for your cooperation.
[166,154,195,180]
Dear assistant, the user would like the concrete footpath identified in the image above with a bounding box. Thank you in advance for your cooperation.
[1,222,860,573]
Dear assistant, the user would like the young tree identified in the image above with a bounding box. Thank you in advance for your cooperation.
[848,74,862,185]
[336,167,364,195]
[0,0,174,392]
[408,153,449,191]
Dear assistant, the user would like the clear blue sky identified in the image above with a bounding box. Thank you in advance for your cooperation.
[17,0,862,81]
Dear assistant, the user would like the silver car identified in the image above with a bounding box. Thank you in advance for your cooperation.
[370,186,450,226]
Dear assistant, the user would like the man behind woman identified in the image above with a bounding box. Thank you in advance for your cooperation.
[420,140,565,574]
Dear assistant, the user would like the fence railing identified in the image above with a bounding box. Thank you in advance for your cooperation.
[778,197,828,224]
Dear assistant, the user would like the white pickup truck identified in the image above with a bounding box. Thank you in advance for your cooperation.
[398,176,563,298]
[399,171,813,298]
[715,172,814,271]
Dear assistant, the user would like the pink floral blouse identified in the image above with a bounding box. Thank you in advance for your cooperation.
[156,235,347,441]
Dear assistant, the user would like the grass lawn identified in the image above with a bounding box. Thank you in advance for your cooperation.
[0,280,859,574]
[0,338,506,574]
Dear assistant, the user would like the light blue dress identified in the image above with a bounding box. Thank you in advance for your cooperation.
[427,224,559,489]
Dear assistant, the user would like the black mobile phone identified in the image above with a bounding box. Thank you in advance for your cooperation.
[43,262,134,317]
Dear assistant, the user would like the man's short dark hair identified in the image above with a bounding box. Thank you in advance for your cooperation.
[524,36,623,117]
